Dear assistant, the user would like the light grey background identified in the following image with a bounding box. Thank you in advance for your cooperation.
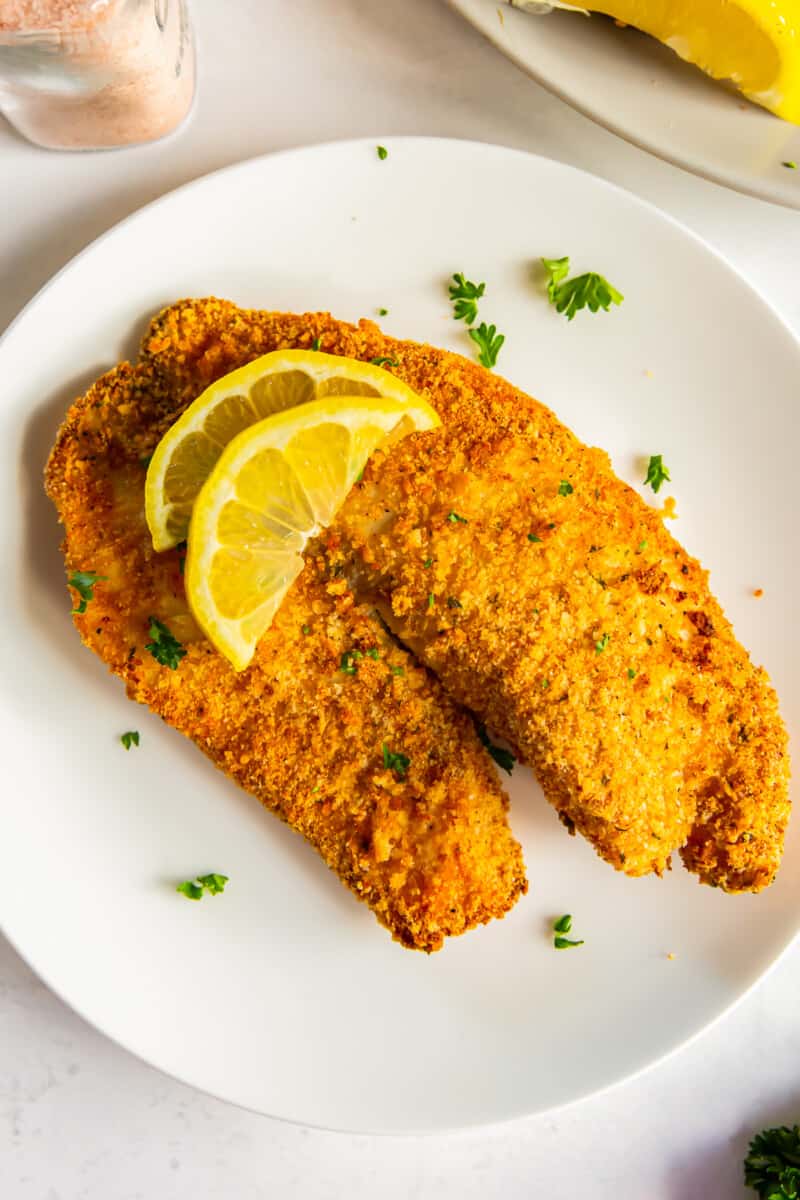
[2,1,799,1196]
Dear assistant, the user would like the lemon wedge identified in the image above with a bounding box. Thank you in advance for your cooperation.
[145,350,426,552]
[185,394,439,670]
[565,1,800,124]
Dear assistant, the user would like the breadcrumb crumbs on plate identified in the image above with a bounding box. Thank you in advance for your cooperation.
[660,496,678,520]
[753,588,764,598]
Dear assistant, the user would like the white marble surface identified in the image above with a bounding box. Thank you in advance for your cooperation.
[1,1,799,1195]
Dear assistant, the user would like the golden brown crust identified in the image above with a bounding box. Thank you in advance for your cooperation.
[44,299,528,952]
[46,296,791,905]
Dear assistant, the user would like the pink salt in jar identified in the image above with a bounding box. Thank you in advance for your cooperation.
[0,0,195,149]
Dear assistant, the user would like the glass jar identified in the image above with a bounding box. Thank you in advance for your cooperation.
[0,0,195,150]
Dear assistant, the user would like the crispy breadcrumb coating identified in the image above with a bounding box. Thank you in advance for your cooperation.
[44,300,527,952]
[47,297,790,904]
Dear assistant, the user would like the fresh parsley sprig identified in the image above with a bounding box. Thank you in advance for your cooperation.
[469,322,504,369]
[745,1124,800,1199]
[145,617,186,669]
[449,273,486,325]
[120,731,140,750]
[643,454,671,494]
[68,570,107,614]
[542,256,623,321]
[552,913,584,949]
[176,872,229,900]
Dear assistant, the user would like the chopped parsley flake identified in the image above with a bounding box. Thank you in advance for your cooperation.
[468,321,504,369]
[389,665,405,676]
[370,356,398,367]
[145,617,186,669]
[553,914,572,933]
[310,336,322,352]
[423,557,434,568]
[627,668,637,680]
[376,145,388,160]
[176,872,229,900]
[477,724,515,775]
[448,272,486,325]
[378,307,389,316]
[637,538,648,552]
[382,743,410,778]
[643,454,671,493]
[427,592,435,609]
[365,648,380,660]
[120,730,140,750]
[595,632,610,654]
[558,480,574,496]
[68,570,107,614]
[140,453,153,469]
[528,533,542,543]
[783,160,797,169]
[554,935,585,950]
[542,255,623,321]
[541,678,550,690]
[340,650,362,675]
[447,511,468,524]
[301,625,311,635]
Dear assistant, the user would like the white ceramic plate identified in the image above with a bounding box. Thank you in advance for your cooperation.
[1,138,798,1133]
[449,0,800,209]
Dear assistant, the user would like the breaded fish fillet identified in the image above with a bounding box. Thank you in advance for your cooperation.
[44,304,527,953]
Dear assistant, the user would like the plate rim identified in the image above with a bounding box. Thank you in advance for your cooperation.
[445,0,800,212]
[1,134,798,1133]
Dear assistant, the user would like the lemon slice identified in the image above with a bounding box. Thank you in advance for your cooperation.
[185,394,439,670]
[145,350,425,552]
[565,1,800,124]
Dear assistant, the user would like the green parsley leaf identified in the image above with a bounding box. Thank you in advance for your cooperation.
[366,648,380,659]
[541,255,623,321]
[68,570,107,614]
[541,678,550,690]
[558,480,574,496]
[447,596,462,609]
[447,511,468,524]
[310,336,322,352]
[145,617,186,669]
[477,723,515,775]
[643,454,671,494]
[427,592,435,609]
[423,557,434,568]
[340,650,362,675]
[382,742,410,778]
[140,453,153,469]
[120,730,140,750]
[176,872,229,900]
[389,665,404,676]
[370,356,398,367]
[637,538,648,552]
[197,872,228,895]
[377,307,389,316]
[595,632,610,654]
[553,914,572,933]
[783,161,798,169]
[377,144,388,160]
[301,624,312,635]
[554,936,584,950]
[627,668,637,680]
[528,533,542,543]
[744,1124,800,1199]
[448,272,486,325]
[176,880,203,900]
[468,321,504,369]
